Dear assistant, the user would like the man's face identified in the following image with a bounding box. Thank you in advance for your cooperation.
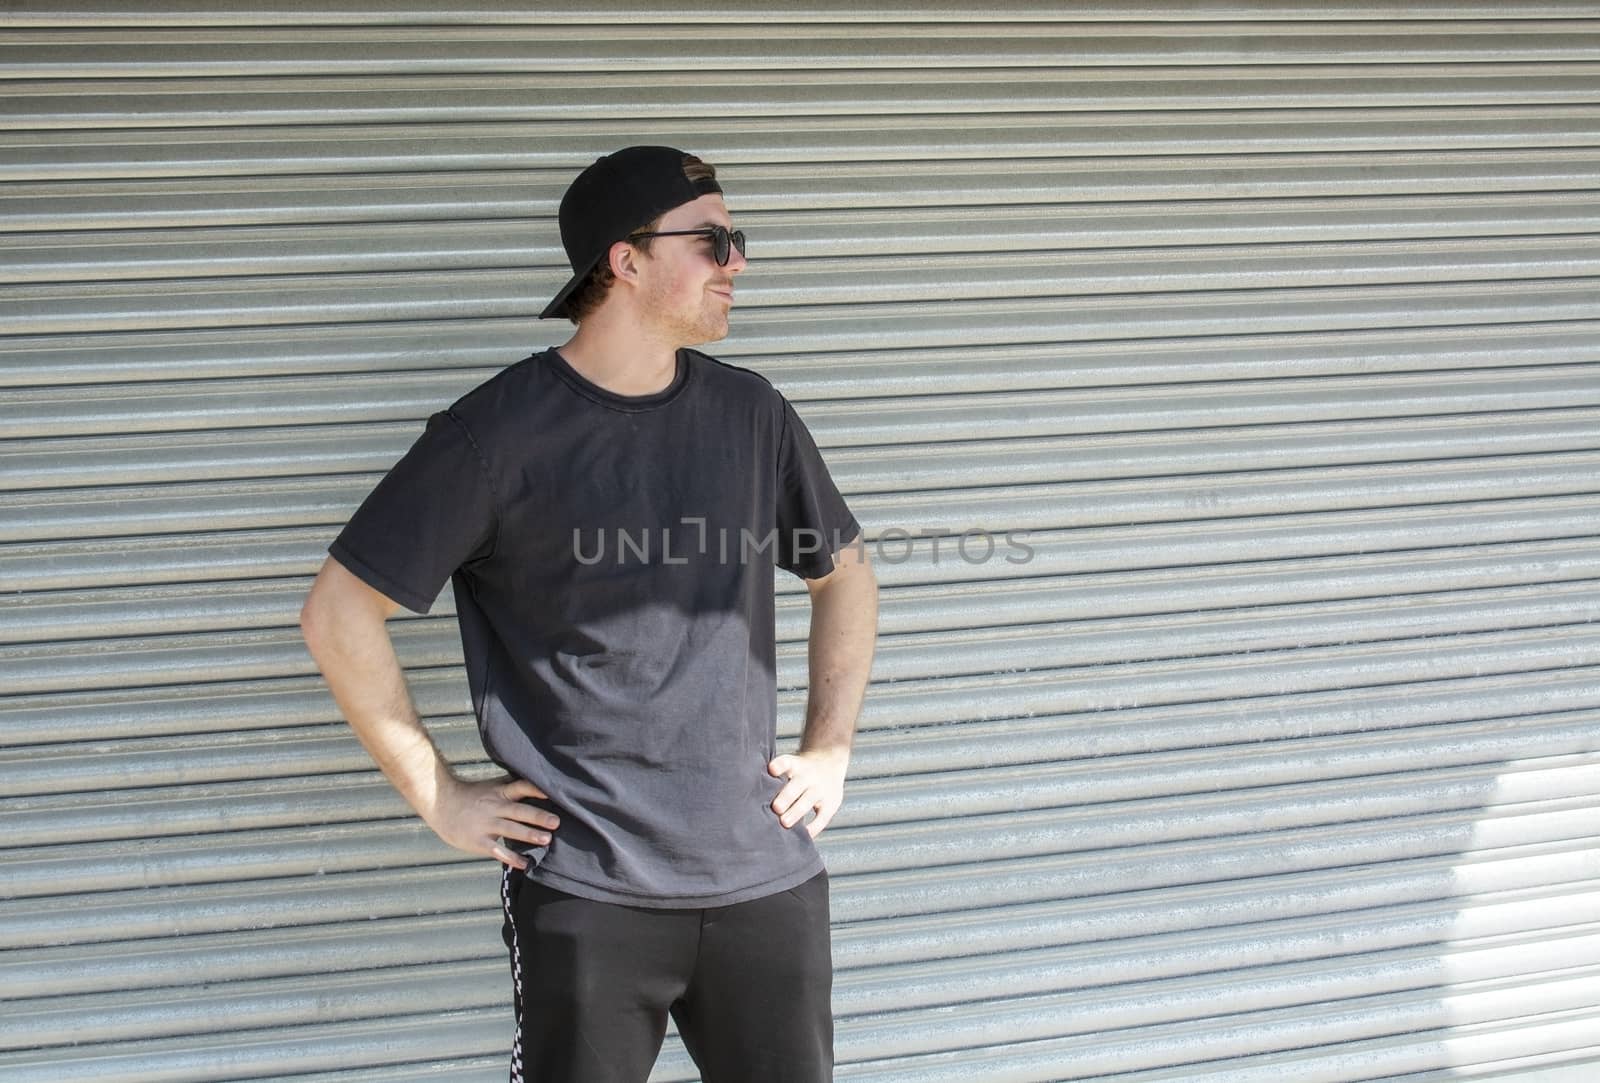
[630,193,746,347]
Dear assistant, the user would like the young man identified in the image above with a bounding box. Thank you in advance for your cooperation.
[299,145,878,1083]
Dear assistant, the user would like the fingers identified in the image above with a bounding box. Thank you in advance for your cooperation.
[492,817,554,849]
[769,758,811,819]
[773,791,804,828]
[806,803,838,839]
[501,777,550,801]
[492,777,560,830]
[489,837,528,870]
[771,775,800,813]
[773,780,824,829]
[777,786,839,837]
[502,801,560,831]
[432,776,558,867]
[770,754,845,835]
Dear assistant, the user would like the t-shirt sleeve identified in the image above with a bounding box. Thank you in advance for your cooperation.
[774,397,861,581]
[327,409,499,614]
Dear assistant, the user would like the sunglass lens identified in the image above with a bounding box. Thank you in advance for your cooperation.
[711,227,747,266]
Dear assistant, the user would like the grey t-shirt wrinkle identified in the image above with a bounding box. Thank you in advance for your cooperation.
[444,410,504,562]
[329,346,860,908]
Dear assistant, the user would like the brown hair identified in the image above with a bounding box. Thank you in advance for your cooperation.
[562,154,719,323]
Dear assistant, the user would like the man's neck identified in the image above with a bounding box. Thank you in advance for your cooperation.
[556,313,681,397]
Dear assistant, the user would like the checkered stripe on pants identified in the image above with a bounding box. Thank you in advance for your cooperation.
[500,864,525,1083]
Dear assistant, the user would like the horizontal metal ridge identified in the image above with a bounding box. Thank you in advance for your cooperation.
[3,773,1596,900]
[3,654,1597,791]
[7,14,1600,33]
[15,227,1600,321]
[4,490,1598,599]
[837,623,1600,731]
[8,409,1600,495]
[0,1007,521,1083]
[5,865,1593,999]
[5,318,1597,393]
[830,495,1600,589]
[4,709,1595,844]
[744,235,1600,306]
[861,538,1600,635]
[0,954,1594,1082]
[847,923,1600,1040]
[819,768,1600,878]
[860,578,1600,681]
[6,26,1600,77]
[847,740,1600,831]
[858,687,1600,780]
[2,2,1597,28]
[835,866,1600,971]
[0,910,495,1000]
[9,273,1599,345]
[0,576,312,642]
[8,921,1598,1054]
[13,439,1600,546]
[7,533,1597,646]
[833,833,1600,928]
[4,614,1599,753]
[9,117,1600,188]
[8,573,1600,695]
[13,230,1600,298]
[1378,1049,1600,1083]
[8,362,1599,441]
[862,447,1600,521]
[3,79,1600,141]
[1,829,1590,952]
[11,252,1600,346]
[8,194,1600,281]
[10,68,1600,134]
[0,667,471,746]
[1016,1006,1600,1083]
[3,639,1593,768]
[0,24,1142,66]
[137,1057,508,1083]
[3,958,512,1051]
[7,169,1600,237]
[832,973,1600,1081]
[0,861,485,950]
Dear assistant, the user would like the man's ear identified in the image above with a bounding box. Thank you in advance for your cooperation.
[608,239,641,285]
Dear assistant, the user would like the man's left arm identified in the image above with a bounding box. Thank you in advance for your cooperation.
[769,536,879,838]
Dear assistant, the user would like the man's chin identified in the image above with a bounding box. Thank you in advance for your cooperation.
[685,319,731,347]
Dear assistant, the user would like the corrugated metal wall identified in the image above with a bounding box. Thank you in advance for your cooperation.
[3,3,1599,1080]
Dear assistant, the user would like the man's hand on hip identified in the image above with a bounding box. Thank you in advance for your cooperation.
[768,747,850,839]
[426,774,560,870]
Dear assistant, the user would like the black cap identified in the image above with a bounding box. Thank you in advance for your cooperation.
[539,145,723,320]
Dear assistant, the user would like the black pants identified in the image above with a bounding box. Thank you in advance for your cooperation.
[499,865,834,1083]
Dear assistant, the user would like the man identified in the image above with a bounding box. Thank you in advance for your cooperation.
[299,145,878,1083]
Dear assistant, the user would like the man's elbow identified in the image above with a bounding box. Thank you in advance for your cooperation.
[299,557,395,654]
[299,568,339,656]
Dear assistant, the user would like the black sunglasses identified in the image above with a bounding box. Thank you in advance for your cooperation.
[626,225,746,266]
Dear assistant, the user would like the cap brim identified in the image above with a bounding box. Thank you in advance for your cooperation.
[537,272,582,320]
[538,251,607,320]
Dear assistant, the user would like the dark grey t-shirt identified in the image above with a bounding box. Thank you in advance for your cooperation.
[328,346,860,907]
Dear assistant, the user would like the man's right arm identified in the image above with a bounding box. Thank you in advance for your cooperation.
[298,556,558,869]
